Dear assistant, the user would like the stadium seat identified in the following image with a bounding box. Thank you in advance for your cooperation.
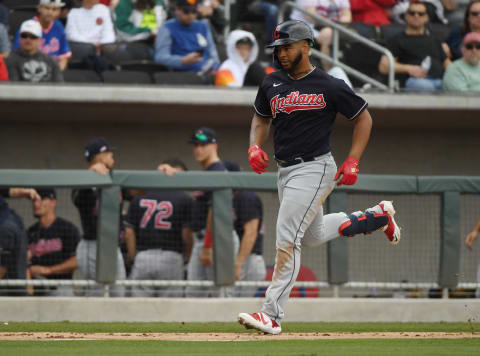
[102,70,153,84]
[428,23,451,42]
[3,0,37,9]
[348,22,378,40]
[116,60,168,82]
[343,40,385,88]
[153,71,206,85]
[379,23,406,43]
[257,265,319,298]
[8,8,36,36]
[63,69,102,84]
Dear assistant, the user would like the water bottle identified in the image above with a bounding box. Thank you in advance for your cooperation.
[421,56,431,71]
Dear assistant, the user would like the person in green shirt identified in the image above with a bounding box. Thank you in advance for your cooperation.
[443,32,480,92]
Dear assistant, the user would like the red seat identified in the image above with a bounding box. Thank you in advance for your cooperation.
[260,265,319,298]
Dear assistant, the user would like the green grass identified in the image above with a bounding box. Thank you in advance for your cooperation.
[1,339,479,356]
[1,321,479,333]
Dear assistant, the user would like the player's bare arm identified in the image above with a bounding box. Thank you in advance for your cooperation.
[182,227,194,261]
[249,113,271,146]
[125,227,137,264]
[234,218,260,281]
[466,217,480,250]
[348,109,373,160]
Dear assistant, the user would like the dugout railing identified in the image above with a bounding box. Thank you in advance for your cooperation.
[0,170,479,298]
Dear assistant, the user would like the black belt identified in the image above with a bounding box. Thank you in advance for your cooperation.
[275,156,316,168]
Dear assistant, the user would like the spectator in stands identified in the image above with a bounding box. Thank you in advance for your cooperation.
[0,188,40,296]
[115,0,167,42]
[215,30,262,87]
[290,0,352,71]
[239,1,279,46]
[350,0,396,27]
[66,0,117,70]
[154,0,219,77]
[0,56,7,80]
[125,158,194,297]
[392,0,454,25]
[0,23,9,57]
[72,137,126,297]
[443,32,480,91]
[27,189,80,296]
[466,215,480,298]
[378,1,450,90]
[6,20,64,82]
[197,0,227,45]
[13,0,72,71]
[100,0,120,8]
[447,0,480,60]
[0,1,7,27]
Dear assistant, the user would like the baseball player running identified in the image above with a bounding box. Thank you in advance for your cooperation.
[238,20,401,335]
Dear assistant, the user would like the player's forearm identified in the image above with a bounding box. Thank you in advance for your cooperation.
[348,110,372,160]
[471,218,480,235]
[250,114,271,147]
[182,227,194,261]
[48,256,78,275]
[125,228,137,262]
[236,220,259,266]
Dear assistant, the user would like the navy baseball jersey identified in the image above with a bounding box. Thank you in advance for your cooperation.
[233,191,264,255]
[72,188,100,240]
[125,190,193,253]
[190,160,226,232]
[254,68,368,161]
[27,217,80,279]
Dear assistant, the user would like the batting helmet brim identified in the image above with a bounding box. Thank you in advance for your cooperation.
[266,38,299,48]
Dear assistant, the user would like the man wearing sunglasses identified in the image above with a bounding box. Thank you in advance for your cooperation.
[378,1,450,90]
[154,0,219,77]
[5,20,63,82]
[443,32,480,91]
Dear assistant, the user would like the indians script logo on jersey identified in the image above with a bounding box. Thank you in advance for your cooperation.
[270,91,326,118]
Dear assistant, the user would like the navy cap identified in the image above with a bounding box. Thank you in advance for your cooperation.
[37,188,56,199]
[189,127,217,144]
[84,137,115,162]
[176,0,198,10]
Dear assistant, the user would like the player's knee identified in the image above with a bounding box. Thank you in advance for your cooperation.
[339,212,389,237]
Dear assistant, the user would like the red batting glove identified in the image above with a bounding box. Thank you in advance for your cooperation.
[248,145,269,174]
[334,156,359,186]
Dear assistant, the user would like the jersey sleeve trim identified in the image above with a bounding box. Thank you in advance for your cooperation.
[253,104,272,118]
[348,101,368,121]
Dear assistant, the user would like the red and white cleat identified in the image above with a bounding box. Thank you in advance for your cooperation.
[379,201,401,245]
[238,312,282,335]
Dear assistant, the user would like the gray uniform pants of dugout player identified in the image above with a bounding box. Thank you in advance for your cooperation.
[261,153,352,322]
[76,239,126,297]
[129,249,184,297]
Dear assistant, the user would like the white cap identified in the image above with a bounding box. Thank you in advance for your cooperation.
[19,20,42,38]
[39,0,66,7]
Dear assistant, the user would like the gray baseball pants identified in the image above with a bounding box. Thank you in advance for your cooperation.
[261,153,350,322]
[129,249,184,297]
[76,239,126,297]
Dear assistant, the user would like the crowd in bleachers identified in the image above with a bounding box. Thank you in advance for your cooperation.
[0,0,478,90]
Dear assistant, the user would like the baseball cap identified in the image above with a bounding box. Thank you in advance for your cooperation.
[39,0,66,7]
[176,0,198,10]
[19,20,42,38]
[37,188,56,199]
[223,160,241,172]
[84,137,115,162]
[463,32,480,44]
[189,127,217,144]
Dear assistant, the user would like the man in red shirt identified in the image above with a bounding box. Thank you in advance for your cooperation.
[350,0,395,27]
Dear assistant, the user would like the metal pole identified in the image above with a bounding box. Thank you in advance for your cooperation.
[332,29,339,67]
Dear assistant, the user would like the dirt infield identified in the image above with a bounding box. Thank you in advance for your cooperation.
[0,332,479,341]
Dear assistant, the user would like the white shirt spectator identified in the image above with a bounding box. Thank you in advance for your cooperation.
[291,0,350,23]
[66,4,116,44]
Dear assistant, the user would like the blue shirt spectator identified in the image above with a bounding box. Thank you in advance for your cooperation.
[13,1,71,71]
[154,0,219,74]
[0,23,9,56]
[0,3,7,27]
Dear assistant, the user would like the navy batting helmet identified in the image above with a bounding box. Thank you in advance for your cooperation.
[267,20,314,48]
